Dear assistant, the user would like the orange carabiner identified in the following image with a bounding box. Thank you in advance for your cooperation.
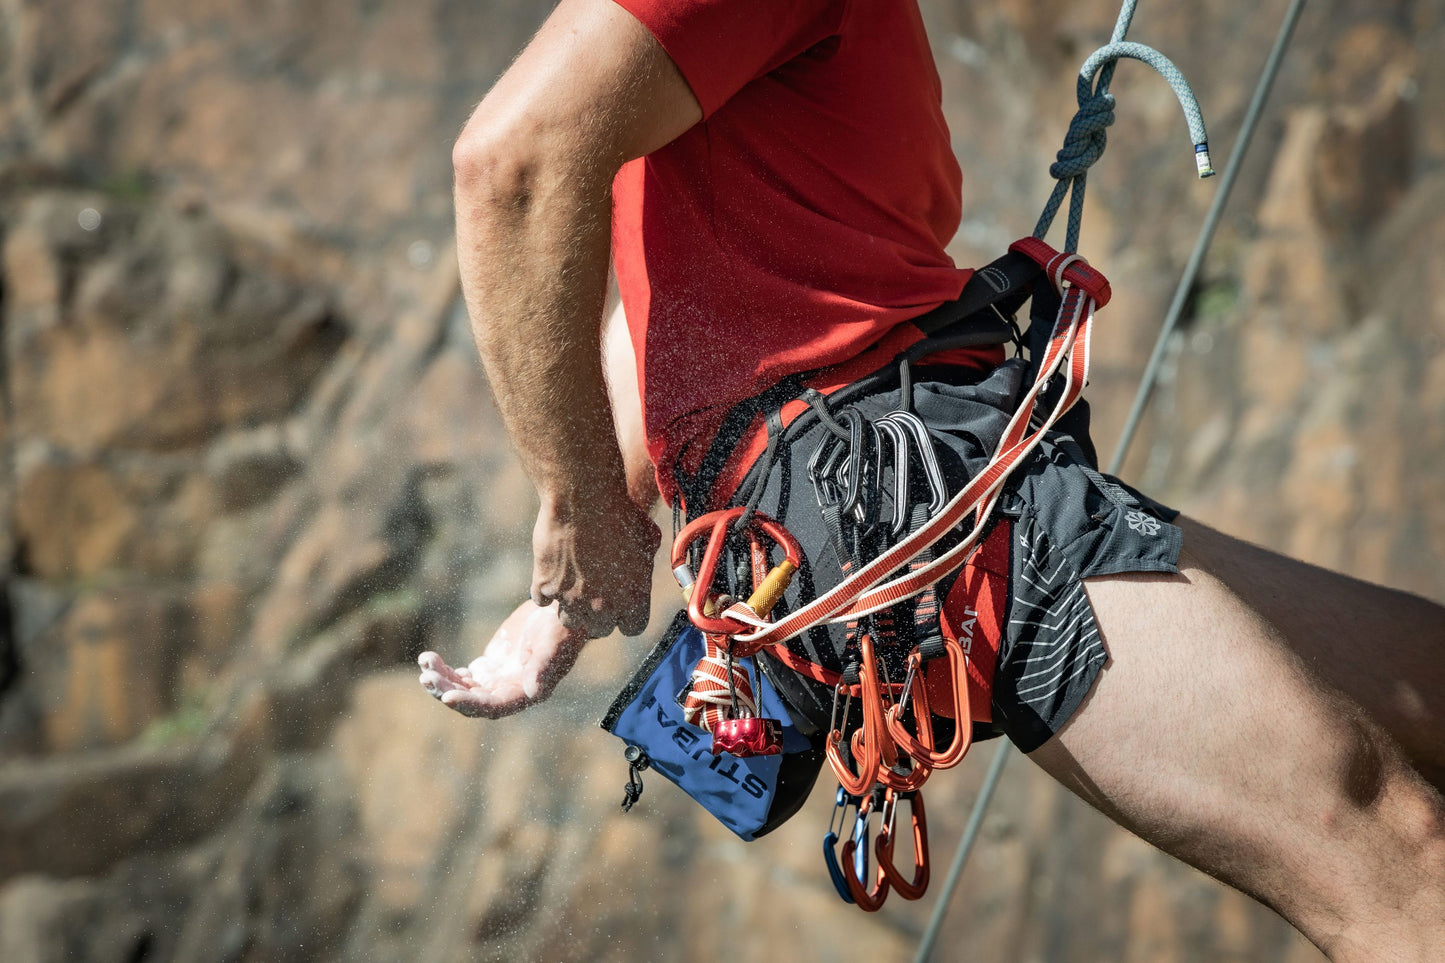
[876,789,930,901]
[825,633,890,796]
[873,653,934,792]
[670,508,803,641]
[839,791,891,912]
[884,636,973,769]
[826,726,877,798]
[874,749,932,792]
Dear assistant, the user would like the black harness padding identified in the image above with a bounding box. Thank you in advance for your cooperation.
[675,249,1043,517]
[909,249,1040,340]
[675,374,807,517]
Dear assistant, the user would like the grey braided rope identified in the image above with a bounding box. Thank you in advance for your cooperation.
[1033,1,1214,252]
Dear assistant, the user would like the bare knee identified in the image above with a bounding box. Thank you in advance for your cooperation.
[1319,708,1444,861]
[1386,778,1445,872]
[1313,720,1445,961]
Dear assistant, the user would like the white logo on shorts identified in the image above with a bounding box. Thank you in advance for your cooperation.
[1125,510,1161,537]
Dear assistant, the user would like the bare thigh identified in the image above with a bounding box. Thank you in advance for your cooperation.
[1027,518,1445,960]
[1176,517,1445,784]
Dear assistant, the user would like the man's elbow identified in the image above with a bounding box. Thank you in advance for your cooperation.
[452,123,540,212]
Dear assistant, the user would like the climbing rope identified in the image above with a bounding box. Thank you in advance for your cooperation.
[913,0,1308,959]
[1033,0,1214,253]
[1108,0,1308,475]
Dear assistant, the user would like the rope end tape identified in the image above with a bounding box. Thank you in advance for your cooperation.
[1194,143,1216,178]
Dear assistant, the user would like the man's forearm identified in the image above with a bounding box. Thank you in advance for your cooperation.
[451,0,698,517]
[453,141,629,510]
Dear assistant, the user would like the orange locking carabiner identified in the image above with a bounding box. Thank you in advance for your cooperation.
[876,789,930,901]
[670,508,803,642]
[884,636,974,769]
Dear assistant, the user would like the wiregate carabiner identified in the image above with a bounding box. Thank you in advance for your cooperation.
[837,407,870,521]
[873,416,912,538]
[825,634,891,797]
[823,786,859,904]
[808,432,848,509]
[884,635,974,769]
[876,788,930,901]
[878,410,948,516]
[839,788,891,911]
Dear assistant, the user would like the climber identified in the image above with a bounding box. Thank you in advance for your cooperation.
[422,0,1445,958]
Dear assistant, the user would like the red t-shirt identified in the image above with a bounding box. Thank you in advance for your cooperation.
[611,0,988,502]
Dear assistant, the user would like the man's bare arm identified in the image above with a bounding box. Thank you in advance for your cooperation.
[452,0,698,637]
[417,300,656,719]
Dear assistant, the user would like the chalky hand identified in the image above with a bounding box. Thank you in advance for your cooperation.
[418,599,586,719]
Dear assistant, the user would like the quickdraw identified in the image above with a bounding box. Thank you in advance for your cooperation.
[670,234,1113,910]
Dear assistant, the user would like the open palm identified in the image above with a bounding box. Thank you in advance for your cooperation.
[418,599,587,719]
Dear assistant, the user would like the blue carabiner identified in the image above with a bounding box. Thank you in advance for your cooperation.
[823,786,858,903]
[851,798,870,882]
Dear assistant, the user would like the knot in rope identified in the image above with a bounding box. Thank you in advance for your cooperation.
[1049,91,1116,181]
[1032,27,1213,253]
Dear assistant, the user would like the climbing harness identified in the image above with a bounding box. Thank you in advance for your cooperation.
[604,228,1116,910]
[596,0,1310,923]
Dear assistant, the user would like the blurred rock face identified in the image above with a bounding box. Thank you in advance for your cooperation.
[0,1,1440,961]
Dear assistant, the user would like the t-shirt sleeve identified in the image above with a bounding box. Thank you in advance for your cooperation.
[612,0,848,119]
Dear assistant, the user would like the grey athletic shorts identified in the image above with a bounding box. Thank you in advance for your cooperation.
[713,356,1182,754]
